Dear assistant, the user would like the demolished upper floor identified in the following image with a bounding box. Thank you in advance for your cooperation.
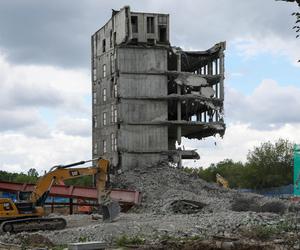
[91,6,170,58]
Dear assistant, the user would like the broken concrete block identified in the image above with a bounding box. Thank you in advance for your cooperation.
[68,241,107,250]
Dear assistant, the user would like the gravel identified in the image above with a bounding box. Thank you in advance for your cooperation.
[0,211,289,246]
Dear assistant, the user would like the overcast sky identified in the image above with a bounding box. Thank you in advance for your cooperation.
[0,0,299,173]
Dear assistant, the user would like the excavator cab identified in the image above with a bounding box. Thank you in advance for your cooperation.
[15,191,37,215]
[18,191,32,201]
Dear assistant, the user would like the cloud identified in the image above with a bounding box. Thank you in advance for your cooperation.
[0,108,38,131]
[55,117,91,137]
[0,54,90,111]
[226,79,300,129]
[0,0,298,68]
[0,53,90,137]
[183,122,300,168]
[233,36,300,66]
[0,132,91,174]
[0,51,92,172]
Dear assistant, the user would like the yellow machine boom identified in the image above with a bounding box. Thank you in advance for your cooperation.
[216,173,229,188]
[0,158,119,233]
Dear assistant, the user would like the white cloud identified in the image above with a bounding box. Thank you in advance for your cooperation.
[0,132,91,174]
[0,0,298,67]
[0,52,90,112]
[55,117,91,137]
[156,0,298,65]
[183,122,300,168]
[0,52,92,173]
[227,79,300,129]
[233,36,300,66]
[0,52,90,134]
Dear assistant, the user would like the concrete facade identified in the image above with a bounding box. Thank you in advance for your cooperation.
[92,6,225,170]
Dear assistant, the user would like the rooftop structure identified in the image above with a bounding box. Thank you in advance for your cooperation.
[91,6,225,170]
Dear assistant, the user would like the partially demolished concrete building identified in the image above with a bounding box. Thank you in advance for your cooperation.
[92,6,225,170]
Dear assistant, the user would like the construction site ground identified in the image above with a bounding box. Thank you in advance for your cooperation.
[1,162,300,249]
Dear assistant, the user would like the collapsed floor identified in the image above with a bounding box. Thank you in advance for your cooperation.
[1,161,300,249]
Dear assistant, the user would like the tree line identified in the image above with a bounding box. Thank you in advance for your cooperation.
[0,167,93,187]
[184,139,294,189]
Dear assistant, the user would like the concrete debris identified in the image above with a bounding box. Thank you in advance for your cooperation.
[169,200,206,214]
[68,241,106,250]
[113,161,274,214]
[231,197,287,214]
[173,72,208,87]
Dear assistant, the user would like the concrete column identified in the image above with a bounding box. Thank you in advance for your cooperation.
[177,52,181,145]
[220,53,225,100]
[177,52,182,168]
[177,151,182,168]
[208,62,212,75]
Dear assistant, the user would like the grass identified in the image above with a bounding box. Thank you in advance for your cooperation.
[248,225,278,240]
[78,236,88,242]
[52,245,67,250]
[242,219,295,240]
[115,235,145,247]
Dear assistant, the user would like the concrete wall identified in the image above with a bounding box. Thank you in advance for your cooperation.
[118,74,167,98]
[117,47,167,73]
[120,100,167,123]
[120,153,168,170]
[92,25,118,166]
[130,12,169,43]
[118,125,168,152]
[116,47,168,169]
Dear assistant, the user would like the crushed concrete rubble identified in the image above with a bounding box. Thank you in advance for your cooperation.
[113,161,289,214]
[1,162,300,248]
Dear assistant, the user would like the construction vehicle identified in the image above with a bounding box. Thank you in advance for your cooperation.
[0,158,120,233]
[216,173,229,188]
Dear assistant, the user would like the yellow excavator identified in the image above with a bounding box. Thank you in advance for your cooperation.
[216,173,229,188]
[0,158,120,233]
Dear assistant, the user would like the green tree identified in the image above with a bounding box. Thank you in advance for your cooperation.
[184,139,294,189]
[277,0,300,61]
[184,159,245,188]
[65,176,94,187]
[278,0,300,37]
[245,139,293,189]
[27,168,39,178]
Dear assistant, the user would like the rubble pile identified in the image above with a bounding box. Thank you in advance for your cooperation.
[113,161,286,214]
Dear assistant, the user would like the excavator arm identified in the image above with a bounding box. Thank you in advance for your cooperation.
[30,158,109,206]
[30,158,119,222]
[30,159,109,206]
[216,173,229,188]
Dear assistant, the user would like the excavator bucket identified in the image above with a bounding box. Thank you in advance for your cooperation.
[101,200,120,222]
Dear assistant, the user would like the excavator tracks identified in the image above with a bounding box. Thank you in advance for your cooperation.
[1,217,66,233]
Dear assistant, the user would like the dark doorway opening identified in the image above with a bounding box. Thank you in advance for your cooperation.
[159,26,167,43]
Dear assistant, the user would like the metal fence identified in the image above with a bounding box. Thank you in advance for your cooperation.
[239,184,293,198]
